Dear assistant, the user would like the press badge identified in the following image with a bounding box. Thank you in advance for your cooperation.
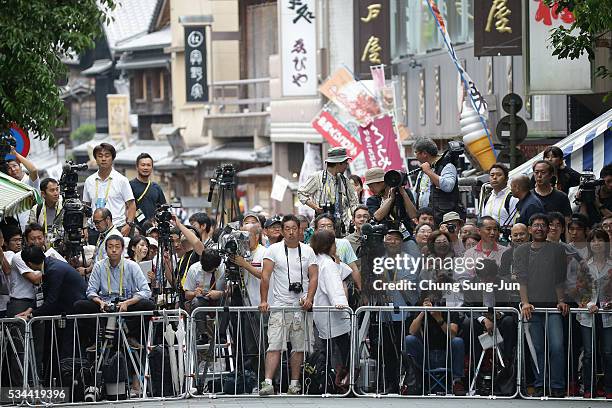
[36,289,44,308]
[95,198,107,209]
[135,208,146,223]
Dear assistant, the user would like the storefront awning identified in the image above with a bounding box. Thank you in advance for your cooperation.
[0,172,42,220]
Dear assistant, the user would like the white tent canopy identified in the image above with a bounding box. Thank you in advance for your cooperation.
[510,108,612,179]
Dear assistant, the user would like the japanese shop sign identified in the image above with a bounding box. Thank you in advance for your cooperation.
[526,0,591,94]
[474,0,522,56]
[184,26,208,102]
[358,114,405,172]
[354,1,390,79]
[279,0,318,96]
[312,110,363,159]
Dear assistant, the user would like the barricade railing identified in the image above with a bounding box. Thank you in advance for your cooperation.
[188,305,353,398]
[21,309,189,406]
[0,318,29,406]
[353,306,520,399]
[519,307,612,400]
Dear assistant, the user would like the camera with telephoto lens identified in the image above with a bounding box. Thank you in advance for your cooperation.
[0,131,16,175]
[289,282,303,294]
[446,223,457,234]
[384,170,409,188]
[575,173,604,204]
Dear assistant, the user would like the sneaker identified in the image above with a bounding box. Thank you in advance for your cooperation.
[531,387,544,397]
[259,382,274,396]
[452,381,466,396]
[287,384,302,395]
[127,337,143,350]
[551,388,566,398]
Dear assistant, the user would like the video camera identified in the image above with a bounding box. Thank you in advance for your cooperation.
[575,173,604,204]
[207,163,237,202]
[56,161,91,258]
[0,131,16,175]
[155,203,174,238]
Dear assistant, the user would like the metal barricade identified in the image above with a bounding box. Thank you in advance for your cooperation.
[353,306,520,399]
[519,307,612,400]
[0,318,29,406]
[188,305,353,398]
[22,309,189,406]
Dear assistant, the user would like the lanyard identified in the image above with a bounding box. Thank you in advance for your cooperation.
[95,176,113,204]
[179,252,194,288]
[106,259,125,297]
[42,203,59,236]
[136,180,151,203]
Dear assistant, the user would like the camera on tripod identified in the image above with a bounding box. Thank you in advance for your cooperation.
[0,131,16,174]
[56,161,91,256]
[575,173,604,204]
[360,221,388,245]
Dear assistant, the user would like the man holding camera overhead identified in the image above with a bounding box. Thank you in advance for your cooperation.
[298,147,358,235]
[364,167,417,234]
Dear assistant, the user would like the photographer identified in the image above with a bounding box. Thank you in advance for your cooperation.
[83,208,122,275]
[189,212,214,247]
[298,147,359,235]
[172,215,205,288]
[75,235,154,350]
[6,146,40,231]
[579,164,612,225]
[259,215,318,396]
[439,212,466,257]
[130,153,166,227]
[364,167,417,233]
[413,137,461,225]
[345,205,371,266]
[83,143,136,237]
[29,178,63,240]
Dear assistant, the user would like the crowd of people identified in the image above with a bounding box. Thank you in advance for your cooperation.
[0,138,611,399]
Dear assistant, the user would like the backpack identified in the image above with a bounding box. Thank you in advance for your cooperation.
[59,358,94,402]
[302,350,338,395]
[400,352,423,395]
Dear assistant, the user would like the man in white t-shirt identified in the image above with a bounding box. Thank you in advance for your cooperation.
[6,224,66,317]
[6,147,40,231]
[82,143,136,237]
[259,215,318,396]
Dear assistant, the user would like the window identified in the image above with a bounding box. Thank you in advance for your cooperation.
[152,69,165,101]
[132,72,146,102]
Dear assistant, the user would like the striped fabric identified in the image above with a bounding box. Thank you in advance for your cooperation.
[0,171,42,219]
[510,108,612,179]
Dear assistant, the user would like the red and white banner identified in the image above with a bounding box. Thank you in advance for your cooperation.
[358,114,405,172]
[312,110,363,159]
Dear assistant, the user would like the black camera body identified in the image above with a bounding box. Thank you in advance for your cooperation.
[56,161,91,256]
[0,131,16,174]
[446,223,457,234]
[289,282,303,294]
[576,174,604,204]
[384,170,409,188]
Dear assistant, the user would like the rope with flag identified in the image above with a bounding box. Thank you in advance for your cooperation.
[425,0,496,156]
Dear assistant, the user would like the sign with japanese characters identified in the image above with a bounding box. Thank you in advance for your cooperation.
[279,0,318,96]
[526,0,591,94]
[474,0,522,56]
[312,110,363,160]
[358,114,405,172]
[354,1,391,79]
[184,26,208,102]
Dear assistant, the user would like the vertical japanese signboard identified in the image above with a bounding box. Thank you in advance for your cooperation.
[184,26,208,102]
[526,0,591,94]
[474,0,522,56]
[354,0,391,79]
[279,0,318,96]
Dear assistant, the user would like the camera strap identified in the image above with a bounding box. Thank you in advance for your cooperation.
[284,242,303,285]
[136,180,152,203]
[106,259,125,297]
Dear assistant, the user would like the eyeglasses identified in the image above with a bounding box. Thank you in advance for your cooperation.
[531,223,547,230]
[93,218,107,225]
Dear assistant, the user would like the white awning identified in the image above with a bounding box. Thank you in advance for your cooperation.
[0,172,42,220]
[510,108,612,178]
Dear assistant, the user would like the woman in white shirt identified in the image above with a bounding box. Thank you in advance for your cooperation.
[310,230,351,382]
[577,229,612,398]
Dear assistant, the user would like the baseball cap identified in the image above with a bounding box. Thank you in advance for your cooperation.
[147,237,159,247]
[242,211,261,225]
[264,216,282,228]
[364,167,385,185]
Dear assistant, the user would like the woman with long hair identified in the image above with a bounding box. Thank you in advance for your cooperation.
[577,229,612,398]
[349,175,365,204]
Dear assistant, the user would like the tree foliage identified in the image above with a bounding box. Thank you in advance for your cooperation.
[70,123,96,145]
[544,0,612,83]
[0,0,115,144]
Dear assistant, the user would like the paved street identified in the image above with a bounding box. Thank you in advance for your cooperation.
[78,396,612,408]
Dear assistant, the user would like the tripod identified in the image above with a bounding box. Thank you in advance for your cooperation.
[154,224,179,309]
[208,166,241,231]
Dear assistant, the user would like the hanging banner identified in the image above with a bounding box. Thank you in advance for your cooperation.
[323,102,368,177]
[425,0,495,153]
[526,0,591,94]
[279,0,318,96]
[358,114,405,172]
[107,94,130,141]
[184,26,208,102]
[354,0,391,79]
[319,67,381,125]
[474,0,522,56]
[312,110,363,159]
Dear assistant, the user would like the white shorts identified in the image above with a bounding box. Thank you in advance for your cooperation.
[267,310,314,353]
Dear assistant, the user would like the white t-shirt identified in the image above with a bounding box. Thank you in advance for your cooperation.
[9,248,65,300]
[83,169,134,227]
[183,262,217,293]
[263,241,317,307]
[243,245,273,307]
[17,174,41,231]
